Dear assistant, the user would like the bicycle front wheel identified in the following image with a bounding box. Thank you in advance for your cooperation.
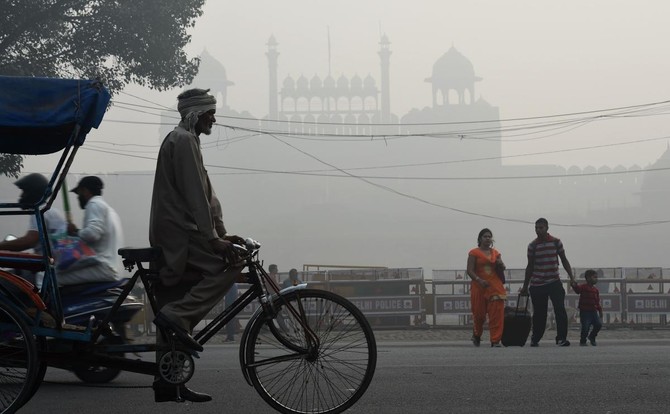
[244,289,376,414]
[0,301,39,414]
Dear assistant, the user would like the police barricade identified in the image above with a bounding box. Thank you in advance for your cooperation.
[307,280,424,328]
[193,270,427,332]
[621,278,670,325]
[428,267,670,328]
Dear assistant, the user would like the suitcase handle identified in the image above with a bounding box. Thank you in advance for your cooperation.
[515,294,530,314]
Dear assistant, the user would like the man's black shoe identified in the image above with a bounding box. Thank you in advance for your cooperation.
[154,312,203,352]
[153,382,212,403]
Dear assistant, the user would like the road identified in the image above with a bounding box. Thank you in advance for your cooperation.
[19,338,670,414]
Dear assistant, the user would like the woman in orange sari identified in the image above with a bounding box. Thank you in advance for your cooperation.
[467,228,507,347]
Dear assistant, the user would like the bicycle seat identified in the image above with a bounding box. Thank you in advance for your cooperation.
[117,247,162,263]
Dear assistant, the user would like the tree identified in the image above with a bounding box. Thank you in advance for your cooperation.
[0,0,206,176]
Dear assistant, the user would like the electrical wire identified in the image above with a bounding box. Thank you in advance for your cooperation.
[88,93,670,227]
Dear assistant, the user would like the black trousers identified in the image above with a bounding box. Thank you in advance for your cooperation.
[529,280,568,343]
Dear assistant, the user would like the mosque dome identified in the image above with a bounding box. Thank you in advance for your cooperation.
[188,49,234,107]
[425,46,482,106]
[323,75,336,90]
[363,74,377,91]
[296,74,309,93]
[430,46,478,82]
[283,75,295,89]
[567,165,582,175]
[310,74,323,91]
[192,49,234,88]
[350,74,363,94]
[337,74,349,91]
[583,165,597,175]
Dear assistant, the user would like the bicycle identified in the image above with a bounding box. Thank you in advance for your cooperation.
[0,238,377,414]
[0,77,376,414]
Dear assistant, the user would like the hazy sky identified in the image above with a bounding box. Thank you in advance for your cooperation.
[12,1,670,271]
[25,0,670,174]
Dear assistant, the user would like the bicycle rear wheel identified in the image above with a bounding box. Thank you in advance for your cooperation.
[0,301,39,414]
[244,289,376,414]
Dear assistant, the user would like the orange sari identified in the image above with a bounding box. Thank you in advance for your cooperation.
[469,248,507,344]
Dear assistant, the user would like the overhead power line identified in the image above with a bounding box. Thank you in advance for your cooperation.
[84,133,670,176]
[114,91,670,131]
[92,93,670,228]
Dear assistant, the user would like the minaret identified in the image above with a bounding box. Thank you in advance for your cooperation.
[378,34,391,122]
[266,35,279,119]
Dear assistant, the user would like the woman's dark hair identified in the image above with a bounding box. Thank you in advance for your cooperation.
[477,228,492,247]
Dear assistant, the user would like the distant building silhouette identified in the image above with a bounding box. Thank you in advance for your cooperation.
[158,34,668,221]
[265,34,398,137]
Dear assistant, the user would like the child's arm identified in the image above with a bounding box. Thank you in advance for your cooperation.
[571,281,582,293]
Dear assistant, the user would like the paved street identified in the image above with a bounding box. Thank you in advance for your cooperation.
[18,328,670,414]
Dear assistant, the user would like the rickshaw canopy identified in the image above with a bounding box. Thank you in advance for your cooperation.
[0,76,110,155]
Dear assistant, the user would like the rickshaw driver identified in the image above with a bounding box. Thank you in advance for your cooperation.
[0,173,67,286]
[149,88,244,403]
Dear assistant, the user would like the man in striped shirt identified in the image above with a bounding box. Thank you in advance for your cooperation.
[521,218,576,347]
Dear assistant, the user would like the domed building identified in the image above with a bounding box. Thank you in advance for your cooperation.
[190,49,235,110]
[425,46,482,106]
[267,34,398,135]
[401,46,501,167]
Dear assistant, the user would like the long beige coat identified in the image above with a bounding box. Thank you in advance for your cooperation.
[149,123,227,286]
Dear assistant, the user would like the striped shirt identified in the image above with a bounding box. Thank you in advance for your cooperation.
[528,235,563,287]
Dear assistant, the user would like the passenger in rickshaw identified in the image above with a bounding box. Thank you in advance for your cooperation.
[0,173,66,286]
[60,175,124,286]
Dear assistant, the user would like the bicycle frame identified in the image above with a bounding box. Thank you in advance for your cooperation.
[194,246,314,346]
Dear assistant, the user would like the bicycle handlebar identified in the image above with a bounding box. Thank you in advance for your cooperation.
[232,237,261,260]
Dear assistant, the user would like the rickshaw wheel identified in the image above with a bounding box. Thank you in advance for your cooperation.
[0,301,39,414]
[26,337,47,401]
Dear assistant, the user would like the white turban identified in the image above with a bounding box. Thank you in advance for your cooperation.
[177,88,216,134]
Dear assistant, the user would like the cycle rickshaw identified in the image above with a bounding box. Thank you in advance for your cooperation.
[0,76,377,414]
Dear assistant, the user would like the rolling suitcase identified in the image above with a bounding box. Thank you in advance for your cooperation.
[502,294,531,347]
